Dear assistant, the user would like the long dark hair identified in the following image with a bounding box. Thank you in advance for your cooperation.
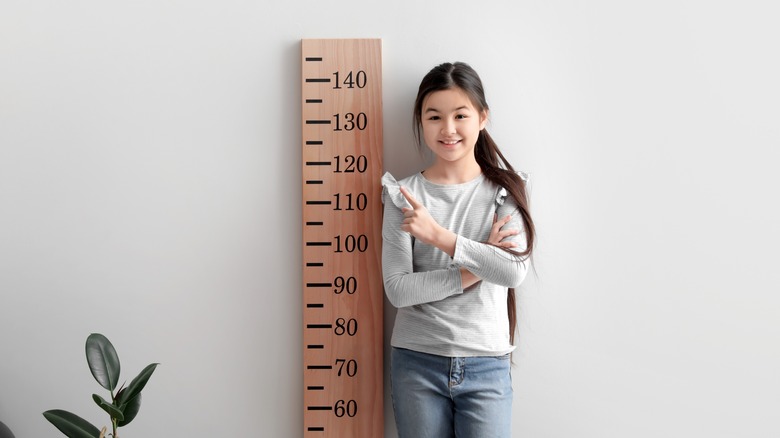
[413,62,536,345]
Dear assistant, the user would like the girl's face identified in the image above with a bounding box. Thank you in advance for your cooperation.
[420,87,488,167]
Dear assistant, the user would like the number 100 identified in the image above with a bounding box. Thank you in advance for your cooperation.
[334,235,368,253]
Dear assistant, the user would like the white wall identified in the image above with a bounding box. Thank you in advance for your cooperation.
[2,0,778,436]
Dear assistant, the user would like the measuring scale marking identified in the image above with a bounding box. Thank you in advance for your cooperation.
[301,39,384,437]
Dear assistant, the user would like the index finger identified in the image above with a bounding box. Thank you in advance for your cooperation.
[399,186,422,209]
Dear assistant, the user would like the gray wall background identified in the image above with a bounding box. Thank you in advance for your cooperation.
[2,0,778,436]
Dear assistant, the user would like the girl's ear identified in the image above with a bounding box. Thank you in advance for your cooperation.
[479,110,489,130]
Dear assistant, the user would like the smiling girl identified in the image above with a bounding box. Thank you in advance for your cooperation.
[381,62,536,437]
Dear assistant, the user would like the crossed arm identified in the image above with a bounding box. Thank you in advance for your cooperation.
[382,186,526,308]
[398,186,519,288]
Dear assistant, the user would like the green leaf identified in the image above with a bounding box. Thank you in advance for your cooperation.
[85,333,120,391]
[117,393,142,427]
[117,363,158,405]
[92,394,124,422]
[43,409,101,438]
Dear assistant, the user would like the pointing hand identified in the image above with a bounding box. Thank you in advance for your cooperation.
[399,186,443,246]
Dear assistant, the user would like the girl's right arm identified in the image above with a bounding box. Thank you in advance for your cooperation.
[381,190,465,308]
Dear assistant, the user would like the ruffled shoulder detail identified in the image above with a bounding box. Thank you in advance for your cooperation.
[496,187,508,206]
[496,170,530,206]
[381,172,412,209]
[518,170,530,182]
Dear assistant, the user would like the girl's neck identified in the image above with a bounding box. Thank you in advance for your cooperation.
[423,159,482,185]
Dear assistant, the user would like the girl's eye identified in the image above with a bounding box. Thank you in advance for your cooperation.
[428,116,440,121]
[455,114,467,119]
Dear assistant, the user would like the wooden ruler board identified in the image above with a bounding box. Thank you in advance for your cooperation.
[301,38,384,437]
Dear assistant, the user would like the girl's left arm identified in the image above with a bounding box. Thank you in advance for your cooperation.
[453,197,529,288]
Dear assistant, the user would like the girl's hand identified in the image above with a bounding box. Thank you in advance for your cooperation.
[399,186,444,246]
[488,214,519,248]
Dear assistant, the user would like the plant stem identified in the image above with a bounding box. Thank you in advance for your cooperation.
[110,390,118,438]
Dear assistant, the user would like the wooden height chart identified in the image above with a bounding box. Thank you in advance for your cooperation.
[301,39,384,437]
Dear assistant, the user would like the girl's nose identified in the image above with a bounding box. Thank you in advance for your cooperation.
[441,119,456,134]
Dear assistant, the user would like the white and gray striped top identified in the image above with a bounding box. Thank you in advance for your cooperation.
[381,171,529,357]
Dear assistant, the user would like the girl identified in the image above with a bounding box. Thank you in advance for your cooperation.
[381,62,535,438]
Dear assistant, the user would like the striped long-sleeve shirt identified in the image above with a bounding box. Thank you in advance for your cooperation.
[381,171,529,357]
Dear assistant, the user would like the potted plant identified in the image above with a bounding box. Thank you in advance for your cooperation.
[0,420,15,438]
[43,333,158,438]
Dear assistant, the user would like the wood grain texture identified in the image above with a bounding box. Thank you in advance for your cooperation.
[301,39,383,438]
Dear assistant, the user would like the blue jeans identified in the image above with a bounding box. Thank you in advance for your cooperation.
[390,347,513,438]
